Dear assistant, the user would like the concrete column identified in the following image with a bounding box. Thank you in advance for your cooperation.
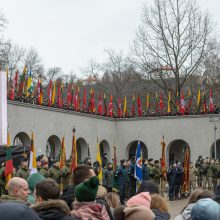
[0,71,7,145]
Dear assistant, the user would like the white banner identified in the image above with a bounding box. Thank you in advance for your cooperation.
[0,71,7,145]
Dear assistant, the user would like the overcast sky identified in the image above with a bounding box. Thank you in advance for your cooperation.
[1,0,220,77]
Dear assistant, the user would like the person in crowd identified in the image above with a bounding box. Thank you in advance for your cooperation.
[142,159,149,181]
[148,158,154,182]
[124,192,155,220]
[189,162,197,193]
[150,194,170,220]
[191,198,220,220]
[102,153,109,169]
[105,192,121,217]
[175,161,184,199]
[48,159,62,184]
[60,164,96,209]
[27,173,45,204]
[125,159,131,200]
[103,162,114,192]
[116,159,127,205]
[137,180,160,195]
[128,156,136,198]
[153,160,161,188]
[0,202,41,220]
[174,189,202,220]
[197,189,214,200]
[61,159,71,189]
[0,177,29,202]
[201,157,214,190]
[32,178,76,220]
[96,185,113,220]
[36,156,42,172]
[214,184,220,204]
[16,156,29,180]
[167,162,177,201]
[40,160,49,178]
[71,176,110,220]
[195,156,203,187]
[0,162,7,196]
[83,157,92,166]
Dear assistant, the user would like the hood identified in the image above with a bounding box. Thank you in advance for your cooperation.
[181,203,195,219]
[152,209,170,220]
[32,199,70,220]
[71,202,110,220]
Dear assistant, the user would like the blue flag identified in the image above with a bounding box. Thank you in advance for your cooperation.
[135,140,142,182]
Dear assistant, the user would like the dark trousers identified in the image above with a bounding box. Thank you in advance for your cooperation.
[169,181,175,199]
[129,179,136,199]
[119,184,126,205]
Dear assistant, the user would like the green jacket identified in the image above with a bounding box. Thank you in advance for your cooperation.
[61,165,71,189]
[48,165,61,184]
[148,164,154,180]
[16,167,29,180]
[189,167,197,181]
[153,165,161,179]
[39,167,49,178]
[202,163,214,177]
[213,164,220,178]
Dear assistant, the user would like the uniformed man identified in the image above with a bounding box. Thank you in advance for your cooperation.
[195,155,203,187]
[128,156,136,198]
[148,158,154,182]
[142,159,149,181]
[213,159,220,192]
[48,160,61,184]
[115,159,127,205]
[16,157,29,180]
[103,162,114,192]
[189,162,197,193]
[167,162,177,201]
[61,159,72,189]
[153,160,161,187]
[36,156,42,173]
[40,160,49,178]
[175,161,184,199]
[202,157,214,190]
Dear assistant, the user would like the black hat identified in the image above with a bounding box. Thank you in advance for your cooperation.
[154,160,159,164]
[20,156,28,162]
[36,156,41,162]
[148,158,153,162]
[120,159,126,165]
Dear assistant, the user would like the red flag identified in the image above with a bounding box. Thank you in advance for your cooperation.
[98,93,103,115]
[40,80,43,105]
[57,82,61,108]
[48,79,53,107]
[83,87,87,112]
[71,130,77,172]
[14,70,19,92]
[9,86,15,101]
[209,89,214,113]
[91,88,95,113]
[103,93,107,116]
[180,93,186,115]
[67,84,71,108]
[108,95,113,117]
[155,93,158,113]
[159,93,164,112]
[137,95,142,117]
[117,97,122,117]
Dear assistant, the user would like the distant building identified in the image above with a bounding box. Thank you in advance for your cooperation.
[150,65,174,79]
[81,75,97,86]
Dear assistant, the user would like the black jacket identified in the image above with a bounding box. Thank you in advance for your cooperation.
[60,185,75,209]
[152,209,170,220]
[32,199,78,220]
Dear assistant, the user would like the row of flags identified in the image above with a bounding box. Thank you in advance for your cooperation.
[7,68,216,117]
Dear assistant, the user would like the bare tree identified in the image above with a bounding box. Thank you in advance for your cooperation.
[131,0,213,106]
[46,67,63,81]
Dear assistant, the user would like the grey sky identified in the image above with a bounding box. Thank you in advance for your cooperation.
[1,0,220,76]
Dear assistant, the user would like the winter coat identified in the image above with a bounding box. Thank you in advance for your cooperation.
[152,209,170,220]
[174,203,195,220]
[61,165,71,189]
[60,185,75,209]
[40,167,49,178]
[167,167,177,184]
[116,165,127,185]
[71,202,110,220]
[103,168,113,189]
[48,165,62,184]
[142,164,150,181]
[96,198,113,220]
[16,167,29,180]
[32,199,77,220]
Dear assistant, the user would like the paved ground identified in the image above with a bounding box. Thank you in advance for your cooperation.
[168,198,188,220]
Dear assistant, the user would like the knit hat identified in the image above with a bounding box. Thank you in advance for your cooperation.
[0,202,41,220]
[124,206,155,220]
[27,173,45,192]
[75,176,99,202]
[126,192,151,208]
[191,198,220,220]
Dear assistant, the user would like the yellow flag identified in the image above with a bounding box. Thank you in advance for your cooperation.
[146,94,149,111]
[29,131,37,174]
[52,81,56,105]
[123,96,127,116]
[96,137,103,183]
[197,89,201,108]
[167,91,171,113]
[7,129,11,146]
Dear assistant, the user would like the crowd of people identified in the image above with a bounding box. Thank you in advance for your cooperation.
[0,154,220,219]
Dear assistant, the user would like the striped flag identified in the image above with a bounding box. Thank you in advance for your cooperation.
[60,137,66,169]
[123,96,127,117]
[96,137,103,183]
[70,129,77,173]
[26,70,33,97]
[29,130,37,175]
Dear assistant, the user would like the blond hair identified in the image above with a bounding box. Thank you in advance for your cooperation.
[105,192,121,208]
[150,194,169,212]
